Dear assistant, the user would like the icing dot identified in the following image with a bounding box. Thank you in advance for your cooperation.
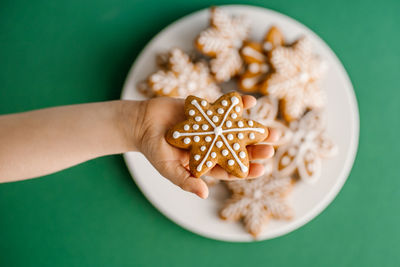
[173,131,180,139]
[231,97,239,104]
[206,161,213,167]
[248,120,254,126]
[288,147,297,156]
[212,116,219,122]
[207,110,213,116]
[249,133,255,139]
[197,165,202,171]
[221,100,228,106]
[249,63,260,73]
[235,106,241,113]
[184,124,190,131]
[189,109,195,116]
[238,121,244,127]
[239,151,246,158]
[238,133,244,139]
[184,138,191,144]
[217,108,224,114]
[194,155,200,161]
[211,152,216,158]
[191,100,197,105]
[202,124,209,130]
[205,136,212,142]
[201,100,207,107]
[200,146,206,151]
[264,42,272,51]
[222,149,229,156]
[194,136,200,142]
[281,156,291,166]
[216,141,223,148]
[228,159,235,166]
[233,143,240,150]
[227,134,234,140]
[195,116,202,122]
[193,124,199,130]
[226,121,232,128]
[231,113,237,119]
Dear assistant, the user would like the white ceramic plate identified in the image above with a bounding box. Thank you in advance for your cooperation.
[121,5,359,242]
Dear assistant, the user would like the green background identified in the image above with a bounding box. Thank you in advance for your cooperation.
[1,0,399,266]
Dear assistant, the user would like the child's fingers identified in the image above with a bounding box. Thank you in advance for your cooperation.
[263,128,279,144]
[162,160,209,199]
[247,144,275,160]
[241,95,257,110]
[207,162,265,181]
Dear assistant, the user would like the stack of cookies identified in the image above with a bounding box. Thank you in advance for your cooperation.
[139,7,337,238]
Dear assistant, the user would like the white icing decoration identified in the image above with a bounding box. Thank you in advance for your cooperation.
[195,116,202,122]
[184,125,190,131]
[201,100,207,107]
[231,113,237,119]
[248,120,253,126]
[193,124,199,130]
[205,136,212,142]
[242,46,267,61]
[238,121,244,127]
[202,124,209,130]
[184,138,191,144]
[212,116,219,122]
[238,133,244,139]
[194,155,200,161]
[233,143,240,150]
[207,110,213,116]
[217,108,224,114]
[235,106,241,113]
[228,159,235,166]
[226,121,232,127]
[216,141,223,148]
[249,133,255,139]
[222,149,228,156]
[189,110,195,116]
[173,131,179,139]
[206,161,213,167]
[239,151,246,158]
[281,155,290,166]
[222,100,228,106]
[227,134,234,140]
[200,146,206,151]
[211,152,216,158]
[194,136,200,142]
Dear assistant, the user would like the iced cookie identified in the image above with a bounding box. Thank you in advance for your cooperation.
[244,96,292,147]
[147,48,221,101]
[195,7,250,82]
[238,26,284,92]
[166,92,269,178]
[274,110,337,183]
[221,174,293,237]
[261,37,327,122]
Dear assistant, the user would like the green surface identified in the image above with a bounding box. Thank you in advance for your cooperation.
[0,0,399,266]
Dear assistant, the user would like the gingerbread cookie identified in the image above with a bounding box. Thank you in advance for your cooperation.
[166,92,269,178]
[147,48,221,101]
[195,7,250,82]
[274,110,337,183]
[238,26,284,92]
[261,37,327,122]
[244,96,292,147]
[221,174,293,237]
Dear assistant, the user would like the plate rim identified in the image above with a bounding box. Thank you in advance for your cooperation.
[121,4,360,242]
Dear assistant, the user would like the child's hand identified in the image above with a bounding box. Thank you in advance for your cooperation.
[135,95,278,199]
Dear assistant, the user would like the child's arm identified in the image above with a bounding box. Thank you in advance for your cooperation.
[0,96,277,198]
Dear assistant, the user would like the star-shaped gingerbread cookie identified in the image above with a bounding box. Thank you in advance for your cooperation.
[166,92,269,178]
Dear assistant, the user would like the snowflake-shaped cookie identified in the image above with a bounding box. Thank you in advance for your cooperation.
[147,48,221,101]
[166,92,269,178]
[274,110,337,183]
[195,7,250,82]
[244,95,292,147]
[263,37,327,122]
[238,26,284,92]
[221,174,293,237]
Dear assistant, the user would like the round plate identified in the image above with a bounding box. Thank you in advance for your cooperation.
[121,5,359,242]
